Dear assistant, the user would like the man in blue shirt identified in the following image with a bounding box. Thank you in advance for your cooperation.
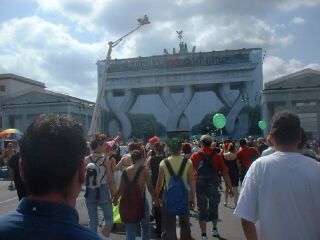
[0,114,103,240]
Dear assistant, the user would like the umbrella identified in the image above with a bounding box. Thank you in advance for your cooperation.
[0,129,23,140]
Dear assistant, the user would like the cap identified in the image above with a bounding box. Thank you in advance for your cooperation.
[200,135,213,145]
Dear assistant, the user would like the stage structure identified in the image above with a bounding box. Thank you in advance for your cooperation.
[98,43,262,139]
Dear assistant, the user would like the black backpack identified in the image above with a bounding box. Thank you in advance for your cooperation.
[197,151,219,184]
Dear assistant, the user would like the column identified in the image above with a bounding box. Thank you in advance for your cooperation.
[160,85,194,132]
[105,89,136,139]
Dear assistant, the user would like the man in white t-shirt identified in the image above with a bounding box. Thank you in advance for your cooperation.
[234,111,320,240]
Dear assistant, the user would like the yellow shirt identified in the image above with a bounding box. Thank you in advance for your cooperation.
[159,155,192,189]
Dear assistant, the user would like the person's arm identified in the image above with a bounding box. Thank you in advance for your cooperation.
[109,156,117,172]
[146,156,152,170]
[187,163,196,211]
[113,132,121,143]
[236,158,241,171]
[115,155,130,171]
[155,167,164,199]
[241,218,257,240]
[217,155,234,194]
[104,158,116,197]
[113,173,125,205]
[221,171,233,193]
[145,168,160,206]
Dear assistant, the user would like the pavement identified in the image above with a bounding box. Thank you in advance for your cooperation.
[0,180,245,239]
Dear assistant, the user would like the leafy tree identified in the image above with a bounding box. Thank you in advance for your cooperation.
[191,105,261,136]
[243,105,261,135]
[101,110,166,139]
[191,107,230,135]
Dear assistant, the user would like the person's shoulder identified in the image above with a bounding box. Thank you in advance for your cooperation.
[159,158,168,167]
[0,211,22,234]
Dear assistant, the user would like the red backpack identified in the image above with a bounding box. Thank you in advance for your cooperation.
[119,166,145,223]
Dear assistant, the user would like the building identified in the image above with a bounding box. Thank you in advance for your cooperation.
[0,74,94,133]
[98,46,263,139]
[262,68,320,139]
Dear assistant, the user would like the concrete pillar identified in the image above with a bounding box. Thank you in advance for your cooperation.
[160,85,194,132]
[105,89,136,139]
[217,83,236,107]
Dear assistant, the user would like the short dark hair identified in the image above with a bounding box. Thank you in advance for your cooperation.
[239,138,247,146]
[270,111,300,145]
[20,114,87,197]
[182,143,192,154]
[131,150,142,164]
[154,142,165,154]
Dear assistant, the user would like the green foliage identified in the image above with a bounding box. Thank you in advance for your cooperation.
[243,105,261,135]
[191,106,230,135]
[101,110,166,139]
[191,105,262,135]
[129,113,166,139]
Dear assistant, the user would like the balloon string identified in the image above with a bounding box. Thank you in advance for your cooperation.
[220,129,223,141]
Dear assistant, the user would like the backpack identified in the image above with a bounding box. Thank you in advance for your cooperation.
[119,166,145,223]
[197,151,219,184]
[84,155,106,200]
[164,157,189,216]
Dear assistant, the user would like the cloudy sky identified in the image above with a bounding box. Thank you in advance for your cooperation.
[0,0,319,102]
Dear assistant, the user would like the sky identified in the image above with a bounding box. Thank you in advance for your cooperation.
[0,0,319,102]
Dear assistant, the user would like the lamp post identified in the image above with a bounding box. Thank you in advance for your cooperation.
[88,15,150,138]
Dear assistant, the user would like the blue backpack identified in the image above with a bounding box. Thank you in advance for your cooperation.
[164,157,189,216]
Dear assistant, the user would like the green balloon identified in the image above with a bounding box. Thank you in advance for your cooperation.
[212,113,227,129]
[258,120,267,130]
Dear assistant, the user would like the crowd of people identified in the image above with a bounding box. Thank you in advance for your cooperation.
[0,111,319,240]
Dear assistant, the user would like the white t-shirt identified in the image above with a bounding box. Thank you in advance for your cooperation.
[261,146,275,157]
[234,151,320,240]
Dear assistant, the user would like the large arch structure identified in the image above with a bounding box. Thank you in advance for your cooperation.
[97,48,262,139]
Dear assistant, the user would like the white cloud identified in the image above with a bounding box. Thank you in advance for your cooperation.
[0,0,318,102]
[276,0,320,11]
[290,16,306,25]
[0,16,106,101]
[263,56,320,82]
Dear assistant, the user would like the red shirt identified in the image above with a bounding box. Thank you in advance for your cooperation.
[236,146,260,169]
[191,147,228,177]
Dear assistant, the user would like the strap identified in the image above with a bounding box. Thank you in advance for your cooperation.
[164,159,176,177]
[177,157,188,177]
[164,157,188,177]
[132,166,145,185]
[90,155,105,164]
[199,151,215,163]
[123,165,145,185]
[122,170,129,183]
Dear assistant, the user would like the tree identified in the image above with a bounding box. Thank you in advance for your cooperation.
[128,113,166,140]
[191,107,230,135]
[243,105,261,135]
[191,105,261,136]
[101,110,166,139]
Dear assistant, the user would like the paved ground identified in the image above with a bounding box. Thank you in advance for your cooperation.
[0,180,245,239]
